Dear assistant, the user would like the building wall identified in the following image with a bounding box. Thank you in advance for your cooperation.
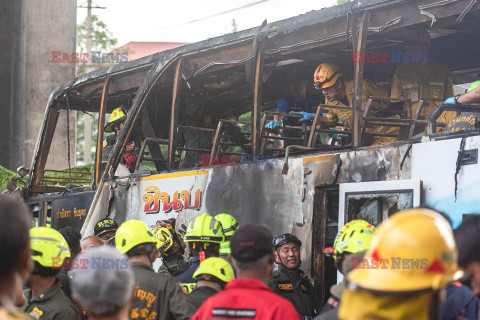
[0,0,76,171]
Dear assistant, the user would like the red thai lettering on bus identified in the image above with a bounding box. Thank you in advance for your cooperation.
[142,187,202,213]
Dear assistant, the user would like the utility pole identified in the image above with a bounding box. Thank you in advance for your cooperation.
[79,0,105,165]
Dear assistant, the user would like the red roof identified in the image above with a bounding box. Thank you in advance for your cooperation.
[119,41,189,61]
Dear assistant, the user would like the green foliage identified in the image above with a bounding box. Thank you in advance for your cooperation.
[43,164,94,187]
[337,0,352,3]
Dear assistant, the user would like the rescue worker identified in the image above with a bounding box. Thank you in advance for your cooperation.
[268,233,317,319]
[103,107,142,173]
[80,235,103,252]
[94,217,118,244]
[445,81,480,133]
[0,195,34,319]
[24,227,81,319]
[445,80,480,106]
[57,226,82,300]
[190,257,235,308]
[265,72,320,147]
[312,63,397,145]
[115,219,197,320]
[156,219,190,277]
[191,223,301,320]
[214,213,239,261]
[318,220,376,319]
[338,208,463,320]
[176,213,225,293]
[391,29,456,131]
[70,246,135,320]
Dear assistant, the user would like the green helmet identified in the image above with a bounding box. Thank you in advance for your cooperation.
[468,81,480,92]
[184,213,224,243]
[115,220,156,255]
[214,213,239,254]
[332,220,376,263]
[193,257,235,284]
[30,227,70,268]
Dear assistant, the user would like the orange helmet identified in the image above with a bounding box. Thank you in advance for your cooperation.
[313,63,343,90]
[403,30,430,46]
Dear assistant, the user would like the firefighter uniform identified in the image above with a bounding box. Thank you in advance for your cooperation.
[24,281,81,320]
[191,279,301,320]
[391,62,456,126]
[325,79,399,144]
[158,252,190,277]
[268,267,317,318]
[130,262,197,320]
[175,257,200,293]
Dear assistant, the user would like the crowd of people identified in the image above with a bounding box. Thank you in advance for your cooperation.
[2,191,480,320]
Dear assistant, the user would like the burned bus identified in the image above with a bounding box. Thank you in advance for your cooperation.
[20,0,480,302]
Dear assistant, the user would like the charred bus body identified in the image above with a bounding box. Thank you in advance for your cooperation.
[19,0,480,303]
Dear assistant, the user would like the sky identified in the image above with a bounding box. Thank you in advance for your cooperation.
[77,0,338,46]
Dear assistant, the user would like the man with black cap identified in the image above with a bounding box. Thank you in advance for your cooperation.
[94,218,118,244]
[269,233,318,319]
[191,223,301,320]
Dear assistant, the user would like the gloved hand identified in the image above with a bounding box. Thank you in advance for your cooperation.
[265,121,280,130]
[123,153,137,173]
[329,127,339,139]
[444,97,456,105]
[289,111,315,122]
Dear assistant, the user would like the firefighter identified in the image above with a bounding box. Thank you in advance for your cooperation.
[338,208,462,320]
[268,233,317,319]
[312,63,397,145]
[70,246,135,320]
[155,218,190,277]
[24,227,81,319]
[176,213,225,293]
[391,29,456,131]
[190,257,235,308]
[318,220,376,319]
[265,72,320,147]
[214,213,239,261]
[94,218,118,244]
[103,107,142,173]
[115,219,197,320]
[0,195,34,319]
[191,223,301,320]
[445,81,480,133]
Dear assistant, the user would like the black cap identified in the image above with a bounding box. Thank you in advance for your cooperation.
[230,223,273,263]
[94,218,119,237]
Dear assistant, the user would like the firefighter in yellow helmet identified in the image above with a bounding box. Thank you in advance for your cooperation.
[313,63,398,145]
[24,227,81,320]
[190,257,235,309]
[214,213,239,260]
[115,220,197,319]
[176,213,225,293]
[155,218,190,277]
[391,29,456,133]
[338,208,463,320]
[103,106,142,173]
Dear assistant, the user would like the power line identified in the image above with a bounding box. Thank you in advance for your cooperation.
[153,0,270,32]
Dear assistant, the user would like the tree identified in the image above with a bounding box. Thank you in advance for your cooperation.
[337,0,352,3]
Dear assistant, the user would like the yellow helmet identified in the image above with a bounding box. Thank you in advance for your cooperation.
[152,227,173,254]
[104,107,127,133]
[115,220,155,255]
[30,227,70,268]
[313,63,343,90]
[184,213,224,243]
[193,257,235,284]
[347,208,463,293]
[214,213,239,255]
